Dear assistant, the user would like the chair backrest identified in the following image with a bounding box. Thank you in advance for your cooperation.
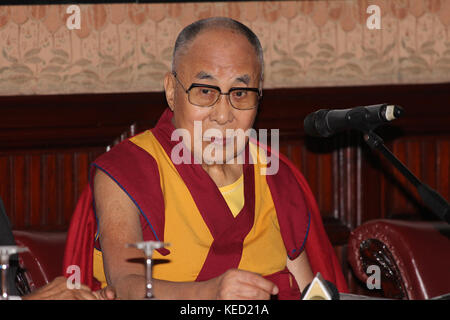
[348,219,450,299]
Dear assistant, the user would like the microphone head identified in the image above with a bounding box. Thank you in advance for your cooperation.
[304,109,332,137]
[383,104,404,121]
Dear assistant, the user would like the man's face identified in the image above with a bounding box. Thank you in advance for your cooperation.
[164,28,261,165]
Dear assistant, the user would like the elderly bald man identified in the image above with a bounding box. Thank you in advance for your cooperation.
[63,17,347,300]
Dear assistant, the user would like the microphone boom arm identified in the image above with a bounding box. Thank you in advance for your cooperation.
[363,130,450,224]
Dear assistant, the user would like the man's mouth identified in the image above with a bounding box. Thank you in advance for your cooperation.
[206,136,234,146]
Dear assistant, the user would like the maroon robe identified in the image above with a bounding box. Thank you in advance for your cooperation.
[63,109,348,299]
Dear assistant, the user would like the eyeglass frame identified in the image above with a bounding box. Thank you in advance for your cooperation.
[172,71,262,110]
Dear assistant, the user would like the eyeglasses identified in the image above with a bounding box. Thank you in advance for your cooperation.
[172,72,261,110]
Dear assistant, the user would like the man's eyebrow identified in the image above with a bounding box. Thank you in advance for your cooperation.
[195,71,215,80]
[235,74,251,85]
[194,72,251,85]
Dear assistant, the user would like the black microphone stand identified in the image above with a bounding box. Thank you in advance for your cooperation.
[363,130,450,224]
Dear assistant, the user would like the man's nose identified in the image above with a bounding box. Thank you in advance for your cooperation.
[209,94,234,125]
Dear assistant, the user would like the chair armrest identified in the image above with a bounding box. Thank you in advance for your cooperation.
[12,230,67,291]
[347,219,450,300]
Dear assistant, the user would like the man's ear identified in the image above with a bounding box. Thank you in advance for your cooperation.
[164,72,175,111]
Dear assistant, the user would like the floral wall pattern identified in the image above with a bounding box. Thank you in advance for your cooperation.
[0,1,449,95]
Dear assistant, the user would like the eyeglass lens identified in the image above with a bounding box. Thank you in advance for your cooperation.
[188,86,258,110]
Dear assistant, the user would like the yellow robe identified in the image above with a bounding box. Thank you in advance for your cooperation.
[93,130,287,287]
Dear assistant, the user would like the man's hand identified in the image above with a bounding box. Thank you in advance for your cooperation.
[93,285,117,300]
[22,276,116,300]
[211,269,278,300]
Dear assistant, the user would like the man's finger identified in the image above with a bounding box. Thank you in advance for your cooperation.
[233,285,271,300]
[238,271,279,295]
[77,284,92,291]
[104,286,116,300]
[75,289,98,300]
[92,290,103,300]
[93,286,116,300]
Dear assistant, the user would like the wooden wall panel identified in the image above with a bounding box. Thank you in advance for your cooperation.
[0,82,449,237]
[437,140,450,201]
[0,149,104,230]
[62,153,75,227]
[380,137,450,220]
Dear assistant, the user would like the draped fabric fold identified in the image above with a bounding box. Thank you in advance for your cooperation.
[276,151,348,292]
[63,185,101,291]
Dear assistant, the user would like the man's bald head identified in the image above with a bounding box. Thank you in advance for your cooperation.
[172,17,264,82]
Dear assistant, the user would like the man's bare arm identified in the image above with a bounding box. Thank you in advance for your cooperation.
[94,168,148,299]
[94,169,278,300]
[286,250,314,293]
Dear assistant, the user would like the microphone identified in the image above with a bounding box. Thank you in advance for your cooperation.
[301,273,340,300]
[304,103,403,137]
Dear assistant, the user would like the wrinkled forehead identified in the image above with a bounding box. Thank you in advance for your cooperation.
[175,28,262,77]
